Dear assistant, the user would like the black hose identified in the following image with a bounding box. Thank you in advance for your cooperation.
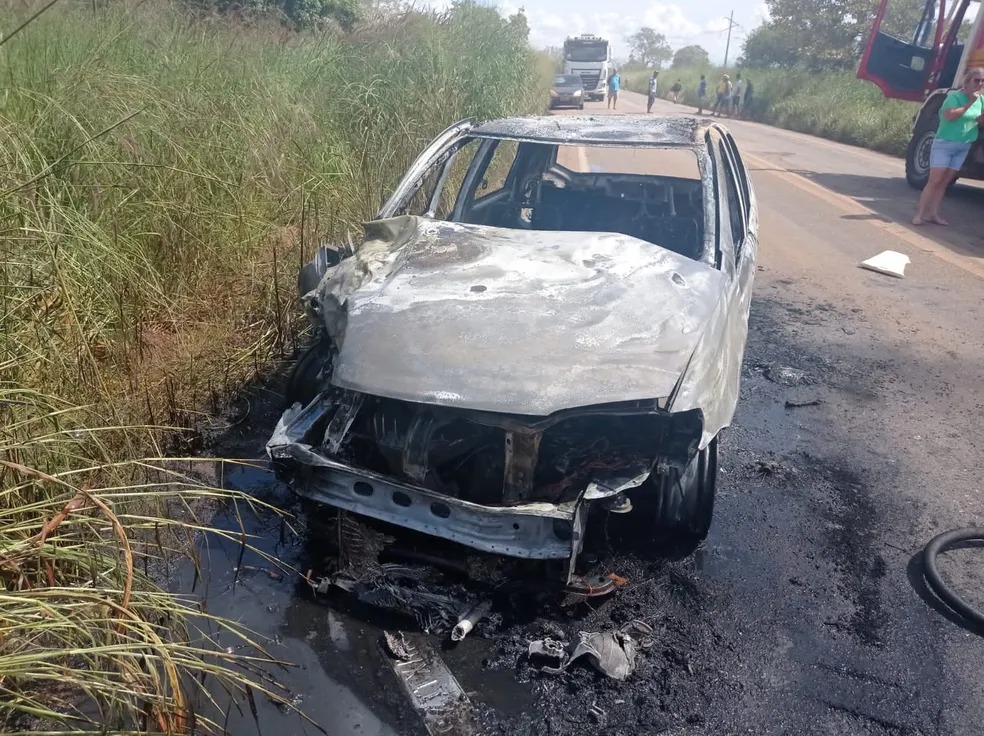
[922,526,984,628]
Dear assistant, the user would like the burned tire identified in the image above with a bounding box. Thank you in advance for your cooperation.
[284,342,331,409]
[906,127,935,190]
[634,438,718,543]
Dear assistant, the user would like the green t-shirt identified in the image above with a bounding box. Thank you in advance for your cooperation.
[937,90,984,143]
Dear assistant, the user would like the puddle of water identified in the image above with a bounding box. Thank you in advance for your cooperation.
[173,461,411,735]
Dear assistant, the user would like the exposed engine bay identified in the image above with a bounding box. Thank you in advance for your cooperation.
[282,374,704,510]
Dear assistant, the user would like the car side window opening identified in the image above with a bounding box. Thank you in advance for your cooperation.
[392,139,481,220]
[474,140,521,199]
[431,140,481,220]
[398,167,442,217]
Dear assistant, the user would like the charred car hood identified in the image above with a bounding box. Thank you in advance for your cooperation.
[311,216,727,416]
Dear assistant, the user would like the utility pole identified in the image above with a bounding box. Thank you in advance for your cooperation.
[723,10,736,68]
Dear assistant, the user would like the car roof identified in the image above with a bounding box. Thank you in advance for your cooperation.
[472,115,718,147]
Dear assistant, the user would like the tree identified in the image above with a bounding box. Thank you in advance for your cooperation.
[627,27,673,68]
[199,0,361,30]
[739,23,802,68]
[507,7,530,41]
[672,44,710,69]
[741,0,928,71]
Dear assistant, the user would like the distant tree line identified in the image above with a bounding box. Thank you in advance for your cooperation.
[189,0,362,29]
[187,0,530,33]
[626,27,711,70]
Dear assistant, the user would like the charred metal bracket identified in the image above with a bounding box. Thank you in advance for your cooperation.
[323,390,364,455]
[402,413,440,483]
[503,430,542,504]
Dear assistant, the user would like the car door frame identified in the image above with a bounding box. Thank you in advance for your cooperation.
[377,119,475,219]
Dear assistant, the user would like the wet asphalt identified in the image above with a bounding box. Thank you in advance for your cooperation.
[191,92,984,735]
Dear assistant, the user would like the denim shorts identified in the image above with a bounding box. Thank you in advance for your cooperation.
[930,138,972,170]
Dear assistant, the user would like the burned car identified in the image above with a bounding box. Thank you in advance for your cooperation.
[268,115,758,586]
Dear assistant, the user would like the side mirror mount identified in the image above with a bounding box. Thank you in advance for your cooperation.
[297,245,344,299]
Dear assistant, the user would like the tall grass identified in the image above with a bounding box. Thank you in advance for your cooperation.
[0,0,548,729]
[625,66,914,156]
[0,387,294,732]
[0,0,547,431]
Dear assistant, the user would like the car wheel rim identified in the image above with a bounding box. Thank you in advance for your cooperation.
[915,132,934,177]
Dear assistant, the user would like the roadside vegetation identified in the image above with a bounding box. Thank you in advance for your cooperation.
[620,0,924,157]
[624,66,913,156]
[0,0,547,730]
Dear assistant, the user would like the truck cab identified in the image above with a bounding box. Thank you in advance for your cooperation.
[857,0,984,187]
[562,34,612,102]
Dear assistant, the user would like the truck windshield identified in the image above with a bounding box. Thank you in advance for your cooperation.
[565,42,608,62]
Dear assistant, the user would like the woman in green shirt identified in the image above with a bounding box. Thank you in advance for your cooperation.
[913,67,984,226]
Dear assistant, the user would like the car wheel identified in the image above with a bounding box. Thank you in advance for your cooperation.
[906,127,934,190]
[634,438,718,543]
[284,341,332,409]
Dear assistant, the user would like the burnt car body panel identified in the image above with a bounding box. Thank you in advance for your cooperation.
[316,216,726,417]
[268,116,758,576]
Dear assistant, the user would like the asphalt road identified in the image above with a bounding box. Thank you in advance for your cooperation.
[199,90,984,735]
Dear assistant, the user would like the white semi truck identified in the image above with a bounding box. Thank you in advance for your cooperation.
[562,34,613,102]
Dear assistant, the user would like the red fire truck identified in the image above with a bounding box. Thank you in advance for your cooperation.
[858,0,984,188]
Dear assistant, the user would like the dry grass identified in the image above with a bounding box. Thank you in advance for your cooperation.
[624,65,913,156]
[0,0,548,730]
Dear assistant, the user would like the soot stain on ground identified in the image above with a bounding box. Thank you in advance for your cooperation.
[816,464,890,649]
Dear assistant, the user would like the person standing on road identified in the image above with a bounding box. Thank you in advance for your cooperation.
[731,73,744,115]
[712,74,732,116]
[742,78,754,118]
[647,71,659,113]
[607,68,621,110]
[912,67,984,226]
[670,79,683,103]
[696,74,708,114]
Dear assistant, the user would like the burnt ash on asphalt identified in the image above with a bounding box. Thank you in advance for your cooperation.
[193,282,981,736]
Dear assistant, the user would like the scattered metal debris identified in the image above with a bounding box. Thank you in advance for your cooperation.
[451,600,492,642]
[764,364,808,387]
[785,398,823,409]
[588,703,607,723]
[860,250,910,278]
[383,631,414,661]
[750,458,795,478]
[527,626,642,681]
[387,633,474,735]
[311,563,476,635]
[528,638,568,674]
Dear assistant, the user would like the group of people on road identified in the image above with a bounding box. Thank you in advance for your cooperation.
[697,73,753,117]
[610,68,755,117]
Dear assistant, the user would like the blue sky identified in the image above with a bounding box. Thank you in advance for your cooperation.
[499,1,771,64]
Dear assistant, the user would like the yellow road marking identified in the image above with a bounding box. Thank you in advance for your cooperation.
[743,151,984,281]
